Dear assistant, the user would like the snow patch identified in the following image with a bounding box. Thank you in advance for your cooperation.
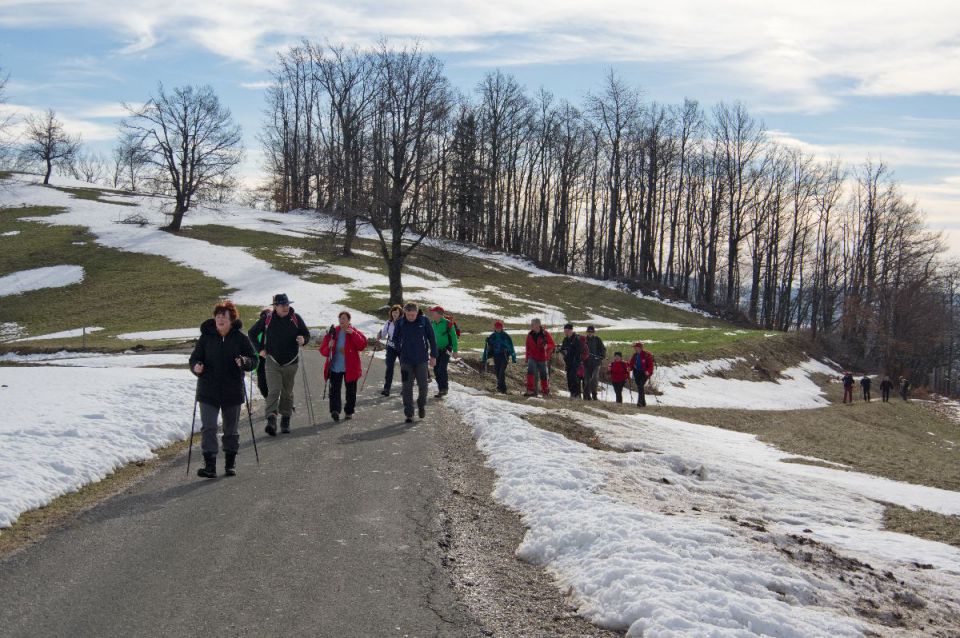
[0,265,85,297]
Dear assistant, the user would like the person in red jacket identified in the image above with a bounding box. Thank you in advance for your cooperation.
[319,311,368,422]
[628,341,655,407]
[524,318,555,397]
[608,352,631,404]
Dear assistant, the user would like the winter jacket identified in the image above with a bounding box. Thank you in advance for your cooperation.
[319,326,368,382]
[628,350,655,377]
[189,319,259,408]
[559,334,584,366]
[584,335,606,362]
[608,360,630,384]
[248,308,311,366]
[525,329,555,362]
[842,374,855,388]
[393,315,439,365]
[379,320,397,350]
[432,317,459,353]
[880,378,894,391]
[482,331,517,363]
[860,376,872,389]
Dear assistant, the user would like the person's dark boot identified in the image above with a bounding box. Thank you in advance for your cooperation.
[331,412,340,422]
[418,406,426,419]
[405,416,414,424]
[345,413,353,420]
[197,454,217,479]
[381,388,390,397]
[280,415,291,434]
[224,453,237,477]
[265,414,277,436]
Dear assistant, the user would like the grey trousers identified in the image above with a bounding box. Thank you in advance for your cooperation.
[199,402,241,457]
[584,361,601,398]
[265,356,299,417]
[400,361,429,418]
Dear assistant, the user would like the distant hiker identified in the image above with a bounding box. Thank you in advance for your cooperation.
[189,300,258,478]
[899,376,911,401]
[559,323,584,399]
[429,306,459,398]
[583,325,606,401]
[247,293,311,436]
[860,374,872,402]
[628,342,655,407]
[880,375,894,402]
[482,320,516,393]
[394,303,438,423]
[608,352,630,404]
[252,306,272,398]
[319,311,368,422]
[524,318,555,397]
[841,372,855,404]
[378,305,403,396]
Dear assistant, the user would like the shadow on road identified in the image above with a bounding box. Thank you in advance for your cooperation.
[337,420,418,444]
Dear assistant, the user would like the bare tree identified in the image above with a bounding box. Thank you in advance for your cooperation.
[122,84,242,231]
[67,149,108,185]
[20,109,81,185]
[111,131,151,191]
[0,65,12,162]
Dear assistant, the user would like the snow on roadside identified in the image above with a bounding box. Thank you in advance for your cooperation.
[0,265,84,297]
[0,364,196,528]
[445,387,872,636]
[116,327,199,341]
[25,353,189,368]
[15,326,103,342]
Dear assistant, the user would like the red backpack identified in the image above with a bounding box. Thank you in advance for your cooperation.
[444,314,462,339]
[579,335,590,362]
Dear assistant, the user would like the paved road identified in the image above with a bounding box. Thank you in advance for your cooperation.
[0,351,480,638]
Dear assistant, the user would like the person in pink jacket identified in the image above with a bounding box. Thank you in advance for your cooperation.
[319,311,368,422]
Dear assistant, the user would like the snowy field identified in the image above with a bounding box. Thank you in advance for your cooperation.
[0,265,84,297]
[0,354,196,527]
[445,385,960,636]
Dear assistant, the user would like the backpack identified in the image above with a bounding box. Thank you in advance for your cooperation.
[444,314,462,339]
[579,335,590,362]
[264,310,300,330]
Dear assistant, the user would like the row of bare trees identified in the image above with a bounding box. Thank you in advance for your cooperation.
[259,42,955,383]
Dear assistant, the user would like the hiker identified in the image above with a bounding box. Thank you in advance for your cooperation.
[841,372,855,404]
[608,352,630,404]
[319,311,368,422]
[378,305,403,396]
[251,307,272,398]
[584,326,606,401]
[559,323,584,399]
[188,300,259,479]
[394,302,438,423]
[880,375,894,402]
[247,293,311,436]
[524,318,555,397]
[429,306,459,398]
[860,374,872,402]
[482,320,516,393]
[899,376,911,401]
[628,341,655,407]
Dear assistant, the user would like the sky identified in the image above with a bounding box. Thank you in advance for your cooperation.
[1,0,958,251]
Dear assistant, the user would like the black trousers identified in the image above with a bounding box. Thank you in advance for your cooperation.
[492,354,509,391]
[401,361,430,417]
[612,381,625,403]
[434,350,450,392]
[328,371,357,416]
[383,346,398,392]
[862,387,871,401]
[882,388,891,402]
[565,363,582,398]
[633,371,648,407]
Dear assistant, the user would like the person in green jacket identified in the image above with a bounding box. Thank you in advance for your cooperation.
[482,320,516,393]
[429,305,458,398]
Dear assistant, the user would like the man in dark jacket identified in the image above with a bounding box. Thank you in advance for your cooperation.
[247,293,311,435]
[583,326,606,401]
[842,372,855,404]
[189,300,258,478]
[880,375,894,402]
[559,324,583,399]
[393,303,438,423]
[860,374,872,402]
[482,320,516,393]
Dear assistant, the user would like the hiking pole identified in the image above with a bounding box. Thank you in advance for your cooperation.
[359,343,378,392]
[186,382,199,476]
[241,372,261,466]
[300,353,316,426]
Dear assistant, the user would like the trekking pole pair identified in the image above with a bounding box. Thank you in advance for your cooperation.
[187,375,260,476]
[300,351,317,426]
[359,341,380,392]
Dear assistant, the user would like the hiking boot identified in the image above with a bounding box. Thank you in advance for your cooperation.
[418,406,426,419]
[380,389,390,397]
[331,412,340,422]
[345,414,353,421]
[224,453,237,477]
[405,416,414,424]
[265,415,277,437]
[280,415,291,434]
[197,454,217,479]
[435,390,447,399]
[523,391,537,397]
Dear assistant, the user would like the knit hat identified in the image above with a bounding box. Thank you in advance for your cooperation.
[494,320,504,329]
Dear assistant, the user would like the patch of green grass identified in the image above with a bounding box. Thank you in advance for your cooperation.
[884,504,960,549]
[48,185,139,207]
[0,170,12,181]
[0,210,259,349]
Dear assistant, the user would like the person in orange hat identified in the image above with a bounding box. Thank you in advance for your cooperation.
[482,320,516,393]
[627,341,655,407]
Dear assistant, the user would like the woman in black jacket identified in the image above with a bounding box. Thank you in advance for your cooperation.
[188,300,259,478]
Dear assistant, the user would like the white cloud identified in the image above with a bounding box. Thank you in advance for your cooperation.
[1,1,959,112]
[239,81,272,90]
[0,103,117,142]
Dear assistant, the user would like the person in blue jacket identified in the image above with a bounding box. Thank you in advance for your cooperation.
[392,302,438,423]
[481,320,516,393]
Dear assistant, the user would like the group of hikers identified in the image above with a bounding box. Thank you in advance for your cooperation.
[840,371,911,404]
[186,294,658,478]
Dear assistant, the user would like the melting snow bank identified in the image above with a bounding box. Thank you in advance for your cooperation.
[0,364,196,528]
[0,265,84,297]
[596,357,835,410]
[15,326,103,342]
[446,387,960,636]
